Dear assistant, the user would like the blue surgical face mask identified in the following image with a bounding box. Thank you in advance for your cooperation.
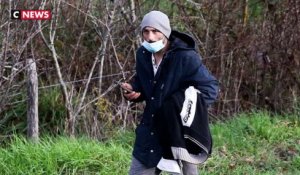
[142,39,165,53]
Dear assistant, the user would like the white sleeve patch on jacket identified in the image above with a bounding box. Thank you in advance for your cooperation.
[180,86,200,127]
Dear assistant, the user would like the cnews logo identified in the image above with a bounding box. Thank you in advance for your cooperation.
[11,10,51,20]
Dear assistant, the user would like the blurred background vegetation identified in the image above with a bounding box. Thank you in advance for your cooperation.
[0,0,299,139]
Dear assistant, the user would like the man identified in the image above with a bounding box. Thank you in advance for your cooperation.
[121,10,219,175]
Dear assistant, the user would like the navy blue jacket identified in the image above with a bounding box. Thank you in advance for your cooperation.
[130,30,219,168]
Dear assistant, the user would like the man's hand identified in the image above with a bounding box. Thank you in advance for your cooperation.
[121,83,141,100]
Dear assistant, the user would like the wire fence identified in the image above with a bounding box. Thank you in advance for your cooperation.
[2,71,135,106]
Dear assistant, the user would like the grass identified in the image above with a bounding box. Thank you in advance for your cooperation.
[0,111,299,175]
[202,111,300,175]
[0,130,134,175]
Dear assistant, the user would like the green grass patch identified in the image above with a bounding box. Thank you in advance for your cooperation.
[203,111,300,175]
[0,130,134,175]
[0,112,299,174]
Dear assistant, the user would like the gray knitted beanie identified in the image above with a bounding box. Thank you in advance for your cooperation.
[140,11,171,38]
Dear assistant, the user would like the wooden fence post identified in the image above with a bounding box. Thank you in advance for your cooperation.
[27,59,39,141]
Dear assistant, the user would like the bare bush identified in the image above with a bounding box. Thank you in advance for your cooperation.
[0,0,299,138]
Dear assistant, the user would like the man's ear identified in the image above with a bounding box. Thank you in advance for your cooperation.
[162,36,168,44]
[140,30,145,39]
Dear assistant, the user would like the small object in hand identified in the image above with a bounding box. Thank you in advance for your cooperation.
[124,90,130,94]
[123,87,133,94]
[115,81,133,94]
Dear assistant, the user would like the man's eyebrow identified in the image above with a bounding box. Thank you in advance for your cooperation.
[143,28,159,32]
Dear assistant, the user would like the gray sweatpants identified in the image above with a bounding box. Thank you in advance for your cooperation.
[129,156,199,175]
